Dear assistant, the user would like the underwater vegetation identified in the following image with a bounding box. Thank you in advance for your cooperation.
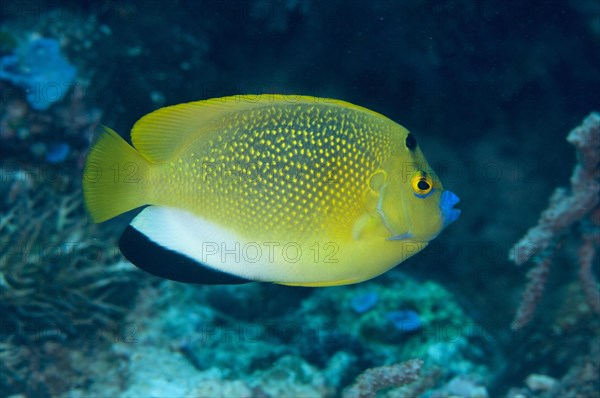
[0,15,142,394]
[0,0,598,397]
[0,75,143,393]
[0,172,139,394]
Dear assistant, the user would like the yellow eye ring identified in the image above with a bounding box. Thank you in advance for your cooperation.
[411,173,434,197]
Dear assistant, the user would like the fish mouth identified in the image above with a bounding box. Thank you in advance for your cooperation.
[440,190,461,228]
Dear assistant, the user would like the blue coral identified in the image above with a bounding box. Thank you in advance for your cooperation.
[385,310,422,334]
[0,38,77,111]
[350,291,379,314]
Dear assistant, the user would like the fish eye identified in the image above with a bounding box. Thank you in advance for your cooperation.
[405,133,417,150]
[411,172,434,197]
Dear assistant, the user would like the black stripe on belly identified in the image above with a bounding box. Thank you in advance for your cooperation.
[119,225,252,285]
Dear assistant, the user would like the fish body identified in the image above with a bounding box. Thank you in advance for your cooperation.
[83,95,460,286]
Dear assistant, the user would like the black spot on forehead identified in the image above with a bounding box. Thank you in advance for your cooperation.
[405,133,417,151]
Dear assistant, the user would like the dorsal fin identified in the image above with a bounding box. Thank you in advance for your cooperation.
[130,94,385,163]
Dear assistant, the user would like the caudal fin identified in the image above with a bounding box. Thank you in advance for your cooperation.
[82,126,150,223]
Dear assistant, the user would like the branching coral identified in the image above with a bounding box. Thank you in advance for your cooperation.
[341,359,424,398]
[509,112,600,330]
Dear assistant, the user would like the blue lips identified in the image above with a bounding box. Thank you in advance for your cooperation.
[440,190,461,228]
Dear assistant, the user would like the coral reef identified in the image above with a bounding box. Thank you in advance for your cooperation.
[0,15,141,395]
[0,37,77,110]
[509,112,600,329]
[506,337,599,398]
[50,272,492,397]
[341,358,423,398]
[0,164,142,395]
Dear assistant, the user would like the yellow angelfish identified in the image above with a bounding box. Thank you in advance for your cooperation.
[83,95,460,286]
